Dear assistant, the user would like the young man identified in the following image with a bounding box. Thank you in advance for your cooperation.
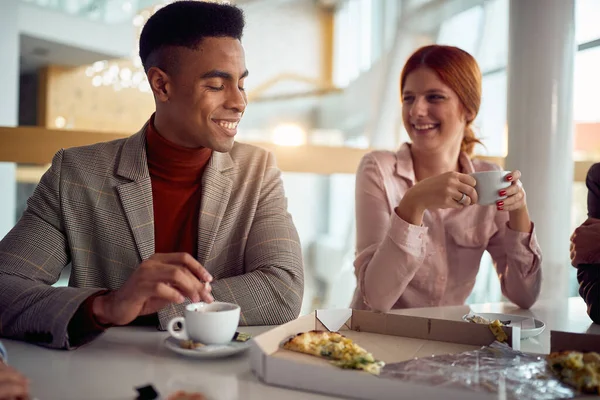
[0,1,304,349]
[571,163,600,323]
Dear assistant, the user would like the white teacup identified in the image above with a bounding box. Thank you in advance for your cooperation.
[470,170,512,206]
[167,302,240,345]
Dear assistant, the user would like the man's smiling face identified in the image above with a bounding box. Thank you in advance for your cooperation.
[155,37,248,152]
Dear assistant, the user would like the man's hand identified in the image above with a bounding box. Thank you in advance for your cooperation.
[0,362,28,400]
[571,218,600,266]
[93,253,214,326]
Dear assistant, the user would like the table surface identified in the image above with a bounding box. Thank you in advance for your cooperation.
[4,297,597,400]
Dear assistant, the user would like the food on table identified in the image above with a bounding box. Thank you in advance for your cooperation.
[282,330,384,375]
[547,351,600,393]
[179,331,250,349]
[464,314,508,343]
[465,314,492,325]
[233,332,252,342]
[180,340,205,350]
[167,390,207,400]
[488,319,508,343]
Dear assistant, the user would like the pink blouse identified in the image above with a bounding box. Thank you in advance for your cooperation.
[351,143,542,312]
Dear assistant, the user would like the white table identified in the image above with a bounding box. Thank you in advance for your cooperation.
[3,297,598,400]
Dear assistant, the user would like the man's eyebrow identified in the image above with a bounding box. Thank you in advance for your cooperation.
[200,69,249,80]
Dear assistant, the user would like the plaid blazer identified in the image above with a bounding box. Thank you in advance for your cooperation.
[0,126,304,349]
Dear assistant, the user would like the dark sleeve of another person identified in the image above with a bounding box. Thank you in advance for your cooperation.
[577,264,600,324]
[587,163,600,219]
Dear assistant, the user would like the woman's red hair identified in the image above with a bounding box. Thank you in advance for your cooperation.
[400,45,483,156]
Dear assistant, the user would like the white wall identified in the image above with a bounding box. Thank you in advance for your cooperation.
[0,3,19,127]
[238,2,325,133]
[317,30,433,148]
[0,2,19,239]
[17,3,133,59]
[242,1,323,97]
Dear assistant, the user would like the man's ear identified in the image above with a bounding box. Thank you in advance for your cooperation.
[147,66,171,102]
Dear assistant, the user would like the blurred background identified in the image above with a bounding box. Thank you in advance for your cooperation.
[0,0,598,315]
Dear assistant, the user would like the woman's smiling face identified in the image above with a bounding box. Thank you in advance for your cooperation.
[401,67,472,155]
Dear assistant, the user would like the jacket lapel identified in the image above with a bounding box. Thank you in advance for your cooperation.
[115,125,155,261]
[197,151,234,266]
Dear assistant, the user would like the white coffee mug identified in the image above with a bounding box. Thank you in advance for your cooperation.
[167,302,240,345]
[469,170,512,206]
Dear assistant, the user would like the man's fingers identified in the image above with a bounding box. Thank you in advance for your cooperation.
[150,282,186,304]
[200,282,214,303]
[151,253,213,282]
[582,217,600,226]
[0,367,27,385]
[0,383,29,399]
[0,371,28,400]
[145,264,215,304]
[147,265,204,303]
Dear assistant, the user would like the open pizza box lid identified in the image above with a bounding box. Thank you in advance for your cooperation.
[250,308,520,400]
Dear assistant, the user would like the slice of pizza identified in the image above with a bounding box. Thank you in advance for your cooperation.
[282,330,384,375]
[547,351,600,393]
[465,315,508,343]
[488,319,508,343]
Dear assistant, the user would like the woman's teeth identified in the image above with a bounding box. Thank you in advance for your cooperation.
[414,124,436,130]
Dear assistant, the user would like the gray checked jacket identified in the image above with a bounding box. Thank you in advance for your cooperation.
[0,125,304,349]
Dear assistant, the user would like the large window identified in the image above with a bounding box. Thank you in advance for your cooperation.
[576,0,600,45]
[437,0,508,304]
[436,6,484,56]
[333,0,400,87]
[437,0,508,158]
[573,0,600,230]
[573,46,600,159]
[573,0,600,162]
[570,0,600,296]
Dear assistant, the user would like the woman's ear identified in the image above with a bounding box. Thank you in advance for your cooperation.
[465,110,475,123]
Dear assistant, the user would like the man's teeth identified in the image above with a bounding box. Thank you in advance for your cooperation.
[415,124,436,130]
[217,121,238,129]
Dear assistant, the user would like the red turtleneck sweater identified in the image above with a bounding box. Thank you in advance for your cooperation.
[146,117,212,254]
[68,118,212,343]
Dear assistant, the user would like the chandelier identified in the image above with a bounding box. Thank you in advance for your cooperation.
[85,1,231,92]
[85,4,161,92]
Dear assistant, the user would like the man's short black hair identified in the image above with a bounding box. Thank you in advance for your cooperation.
[139,1,245,73]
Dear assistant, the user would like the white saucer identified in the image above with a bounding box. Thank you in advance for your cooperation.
[462,312,545,339]
[164,336,250,359]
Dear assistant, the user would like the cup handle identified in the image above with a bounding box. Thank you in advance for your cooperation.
[167,317,188,340]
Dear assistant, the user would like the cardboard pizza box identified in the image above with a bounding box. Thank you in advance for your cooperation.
[250,309,520,400]
[550,330,600,353]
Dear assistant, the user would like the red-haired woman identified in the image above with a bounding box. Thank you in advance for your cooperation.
[351,45,542,313]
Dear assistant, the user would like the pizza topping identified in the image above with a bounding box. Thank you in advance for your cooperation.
[488,319,508,343]
[548,351,600,394]
[465,314,508,343]
[283,330,384,375]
